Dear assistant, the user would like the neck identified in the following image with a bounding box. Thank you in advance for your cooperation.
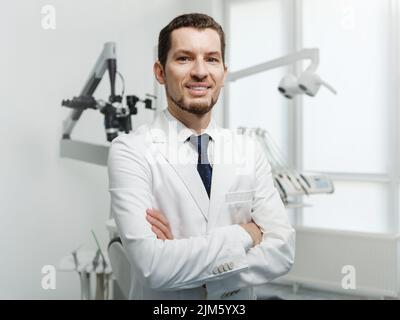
[168,105,211,134]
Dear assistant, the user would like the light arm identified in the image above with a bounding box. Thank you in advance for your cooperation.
[227,48,319,82]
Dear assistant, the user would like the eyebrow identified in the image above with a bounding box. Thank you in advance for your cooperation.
[173,50,222,57]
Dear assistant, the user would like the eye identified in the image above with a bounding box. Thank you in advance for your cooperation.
[207,57,220,63]
[177,56,191,62]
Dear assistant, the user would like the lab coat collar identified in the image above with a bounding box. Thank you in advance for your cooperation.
[152,108,220,144]
[149,109,238,226]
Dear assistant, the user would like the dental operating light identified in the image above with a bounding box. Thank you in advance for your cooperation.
[227,48,337,99]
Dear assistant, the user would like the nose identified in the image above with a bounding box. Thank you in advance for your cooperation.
[190,59,208,80]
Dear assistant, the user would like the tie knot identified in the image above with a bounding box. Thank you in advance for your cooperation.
[189,134,210,154]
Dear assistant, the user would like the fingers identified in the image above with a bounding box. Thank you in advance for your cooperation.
[147,209,170,227]
[146,208,173,240]
[151,225,167,240]
[146,214,170,237]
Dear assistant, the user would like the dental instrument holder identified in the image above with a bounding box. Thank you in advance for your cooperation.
[71,245,91,300]
[59,249,112,300]
[91,230,110,300]
[238,127,334,207]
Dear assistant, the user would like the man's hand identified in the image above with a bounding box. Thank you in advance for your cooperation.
[240,221,262,246]
[146,208,174,240]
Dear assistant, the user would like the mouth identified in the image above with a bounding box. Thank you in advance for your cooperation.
[185,83,212,97]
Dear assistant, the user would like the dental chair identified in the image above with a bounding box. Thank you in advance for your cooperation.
[107,237,131,299]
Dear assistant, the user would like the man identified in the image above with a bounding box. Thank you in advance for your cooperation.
[108,13,295,300]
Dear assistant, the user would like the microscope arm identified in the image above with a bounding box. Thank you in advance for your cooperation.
[62,42,117,139]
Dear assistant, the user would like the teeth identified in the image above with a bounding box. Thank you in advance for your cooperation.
[190,87,208,91]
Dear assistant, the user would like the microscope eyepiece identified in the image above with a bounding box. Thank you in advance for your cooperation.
[61,96,97,110]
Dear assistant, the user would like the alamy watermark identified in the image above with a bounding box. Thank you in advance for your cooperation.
[41,265,56,290]
[41,5,56,30]
[341,265,356,290]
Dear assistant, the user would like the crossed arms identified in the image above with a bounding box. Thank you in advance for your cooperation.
[108,136,295,294]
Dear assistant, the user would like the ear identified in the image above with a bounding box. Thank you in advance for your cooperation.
[154,61,166,85]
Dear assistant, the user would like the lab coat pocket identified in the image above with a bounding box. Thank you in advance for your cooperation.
[225,190,255,203]
[225,191,255,224]
[226,200,252,224]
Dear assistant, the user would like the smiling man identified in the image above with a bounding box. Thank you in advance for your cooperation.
[156,26,224,117]
[108,13,295,300]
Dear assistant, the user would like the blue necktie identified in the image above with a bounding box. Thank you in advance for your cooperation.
[189,134,213,198]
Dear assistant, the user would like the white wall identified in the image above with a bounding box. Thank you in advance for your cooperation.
[0,0,221,299]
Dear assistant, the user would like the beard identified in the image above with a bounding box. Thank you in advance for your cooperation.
[165,84,218,115]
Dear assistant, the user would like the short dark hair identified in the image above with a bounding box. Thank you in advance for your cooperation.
[158,13,226,69]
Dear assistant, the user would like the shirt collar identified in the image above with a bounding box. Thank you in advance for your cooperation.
[164,108,218,143]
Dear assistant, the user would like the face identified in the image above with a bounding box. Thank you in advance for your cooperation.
[154,27,227,115]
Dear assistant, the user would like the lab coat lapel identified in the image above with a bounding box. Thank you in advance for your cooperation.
[207,131,237,231]
[170,163,210,221]
[150,111,210,221]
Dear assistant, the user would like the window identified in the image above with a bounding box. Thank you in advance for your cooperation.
[302,181,390,233]
[302,0,391,174]
[226,0,292,159]
[225,0,397,233]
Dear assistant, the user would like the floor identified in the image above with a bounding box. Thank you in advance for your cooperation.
[254,282,371,300]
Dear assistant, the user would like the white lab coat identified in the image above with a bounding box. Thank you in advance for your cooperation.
[107,109,295,300]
